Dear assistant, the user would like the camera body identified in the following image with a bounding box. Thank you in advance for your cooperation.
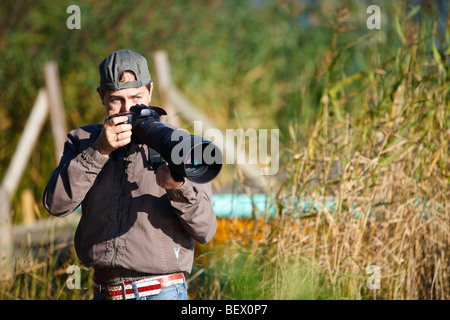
[108,104,222,184]
[108,104,160,131]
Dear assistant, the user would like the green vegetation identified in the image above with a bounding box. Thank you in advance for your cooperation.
[0,0,448,299]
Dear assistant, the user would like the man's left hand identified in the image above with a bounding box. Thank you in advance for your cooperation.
[155,164,184,189]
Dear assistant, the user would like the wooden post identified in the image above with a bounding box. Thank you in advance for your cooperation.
[152,51,272,190]
[21,189,36,227]
[0,187,13,280]
[44,61,67,162]
[0,88,49,279]
[1,89,49,200]
[153,51,180,126]
[1,61,67,279]
[169,86,271,190]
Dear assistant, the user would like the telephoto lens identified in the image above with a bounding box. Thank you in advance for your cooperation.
[109,105,222,183]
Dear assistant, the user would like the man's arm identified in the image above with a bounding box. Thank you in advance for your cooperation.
[153,118,217,244]
[43,127,109,217]
[165,180,217,244]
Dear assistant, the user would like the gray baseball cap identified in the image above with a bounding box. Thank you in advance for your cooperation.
[99,49,152,91]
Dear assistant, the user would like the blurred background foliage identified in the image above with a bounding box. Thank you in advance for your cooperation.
[0,0,448,220]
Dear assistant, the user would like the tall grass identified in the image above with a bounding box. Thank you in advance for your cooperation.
[1,241,94,300]
[189,4,449,300]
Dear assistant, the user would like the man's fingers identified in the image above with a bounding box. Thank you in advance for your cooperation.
[114,123,133,133]
[107,115,130,127]
[155,164,165,186]
[95,114,133,156]
[116,130,132,141]
[155,164,184,189]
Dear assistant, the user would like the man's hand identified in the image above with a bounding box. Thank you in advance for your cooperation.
[95,112,133,156]
[155,164,184,189]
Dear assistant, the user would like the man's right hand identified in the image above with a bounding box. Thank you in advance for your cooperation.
[94,112,133,156]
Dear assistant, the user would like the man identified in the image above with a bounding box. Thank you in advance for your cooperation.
[43,49,217,300]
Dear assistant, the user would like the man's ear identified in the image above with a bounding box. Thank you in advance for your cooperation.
[97,87,105,105]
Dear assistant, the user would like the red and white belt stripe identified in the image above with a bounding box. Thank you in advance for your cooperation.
[93,273,184,300]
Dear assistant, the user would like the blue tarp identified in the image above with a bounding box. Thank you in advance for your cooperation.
[211,193,337,218]
[76,193,438,219]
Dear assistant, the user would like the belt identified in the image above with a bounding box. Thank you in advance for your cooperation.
[93,273,184,300]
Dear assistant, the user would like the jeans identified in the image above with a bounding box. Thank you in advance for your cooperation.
[136,282,188,300]
[93,276,189,300]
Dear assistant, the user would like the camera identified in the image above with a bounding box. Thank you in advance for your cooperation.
[108,104,222,184]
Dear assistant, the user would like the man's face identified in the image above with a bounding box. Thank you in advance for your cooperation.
[98,84,153,115]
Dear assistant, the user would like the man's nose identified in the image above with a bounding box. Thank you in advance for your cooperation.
[121,99,133,113]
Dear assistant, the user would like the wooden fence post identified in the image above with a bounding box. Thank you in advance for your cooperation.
[44,61,67,162]
[152,51,271,190]
[153,51,180,126]
[0,88,49,279]
[0,188,13,280]
[1,61,66,279]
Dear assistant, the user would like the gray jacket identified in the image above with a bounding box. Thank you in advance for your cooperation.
[43,119,217,283]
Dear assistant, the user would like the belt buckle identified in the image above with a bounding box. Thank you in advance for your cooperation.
[118,281,126,300]
[107,281,127,300]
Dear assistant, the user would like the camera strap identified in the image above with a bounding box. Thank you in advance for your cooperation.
[148,147,165,171]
